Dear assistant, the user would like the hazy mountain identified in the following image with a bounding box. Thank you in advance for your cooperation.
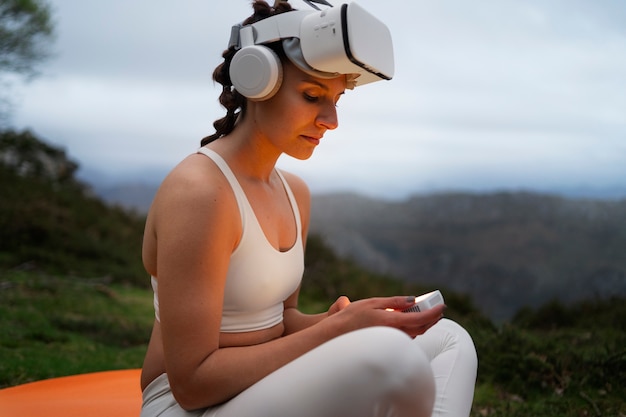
[310,192,626,321]
[98,183,159,213]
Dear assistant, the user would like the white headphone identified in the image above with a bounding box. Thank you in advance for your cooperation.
[230,45,283,101]
[229,26,283,101]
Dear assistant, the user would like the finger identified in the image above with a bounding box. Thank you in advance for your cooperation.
[404,304,446,320]
[335,295,351,310]
[368,295,417,311]
[392,304,445,329]
[401,316,442,337]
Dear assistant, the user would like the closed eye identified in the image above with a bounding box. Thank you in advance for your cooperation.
[303,93,319,103]
[304,93,341,108]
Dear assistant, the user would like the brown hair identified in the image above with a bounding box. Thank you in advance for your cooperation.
[200,1,295,146]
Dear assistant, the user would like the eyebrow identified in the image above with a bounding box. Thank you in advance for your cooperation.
[301,78,329,90]
[301,77,346,97]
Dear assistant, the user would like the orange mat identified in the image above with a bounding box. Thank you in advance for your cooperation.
[0,369,142,417]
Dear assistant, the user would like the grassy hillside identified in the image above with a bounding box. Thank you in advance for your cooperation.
[0,130,147,284]
[1,130,625,415]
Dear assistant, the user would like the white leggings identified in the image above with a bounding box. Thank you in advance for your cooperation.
[141,319,478,417]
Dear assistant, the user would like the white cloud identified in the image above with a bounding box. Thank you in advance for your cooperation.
[11,0,626,199]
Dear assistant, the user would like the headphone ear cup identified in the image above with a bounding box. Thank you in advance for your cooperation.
[229,46,283,101]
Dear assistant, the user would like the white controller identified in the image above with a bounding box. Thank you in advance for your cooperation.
[402,290,444,313]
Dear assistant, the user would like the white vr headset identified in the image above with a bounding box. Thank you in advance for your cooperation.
[228,2,394,100]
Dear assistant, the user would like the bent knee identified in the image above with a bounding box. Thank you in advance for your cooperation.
[442,319,478,362]
[345,327,429,371]
[427,318,478,372]
[342,327,435,397]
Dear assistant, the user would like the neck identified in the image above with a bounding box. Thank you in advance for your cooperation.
[206,124,280,184]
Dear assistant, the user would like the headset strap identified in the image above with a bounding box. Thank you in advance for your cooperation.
[228,10,313,50]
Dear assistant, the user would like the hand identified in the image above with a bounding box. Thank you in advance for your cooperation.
[392,303,445,338]
[328,296,445,339]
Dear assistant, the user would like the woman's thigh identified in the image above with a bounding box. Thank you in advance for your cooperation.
[210,326,435,417]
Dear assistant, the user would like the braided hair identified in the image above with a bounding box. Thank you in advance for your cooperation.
[200,1,294,146]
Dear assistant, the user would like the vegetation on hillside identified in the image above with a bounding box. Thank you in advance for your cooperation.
[0,130,146,283]
[1,130,625,415]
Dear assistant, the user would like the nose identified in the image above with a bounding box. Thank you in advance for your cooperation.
[316,102,339,130]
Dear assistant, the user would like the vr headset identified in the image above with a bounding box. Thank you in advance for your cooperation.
[228,2,394,100]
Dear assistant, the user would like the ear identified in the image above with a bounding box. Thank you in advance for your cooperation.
[230,45,283,101]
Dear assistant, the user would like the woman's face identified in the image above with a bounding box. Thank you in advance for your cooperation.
[247,61,347,160]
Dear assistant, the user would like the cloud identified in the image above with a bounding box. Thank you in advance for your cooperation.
[11,0,626,198]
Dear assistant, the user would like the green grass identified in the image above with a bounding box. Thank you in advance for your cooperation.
[468,322,626,416]
[0,271,153,387]
[1,270,625,416]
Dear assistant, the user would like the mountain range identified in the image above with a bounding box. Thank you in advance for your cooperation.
[309,192,626,321]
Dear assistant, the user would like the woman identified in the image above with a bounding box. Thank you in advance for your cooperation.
[140,2,477,416]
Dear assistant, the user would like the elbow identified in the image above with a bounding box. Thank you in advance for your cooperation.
[165,349,231,410]
[170,384,204,412]
[168,374,226,411]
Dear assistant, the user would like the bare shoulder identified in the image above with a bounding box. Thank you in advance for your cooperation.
[154,153,233,210]
[146,153,241,242]
[142,152,240,275]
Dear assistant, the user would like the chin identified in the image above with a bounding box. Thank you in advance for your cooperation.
[287,148,316,161]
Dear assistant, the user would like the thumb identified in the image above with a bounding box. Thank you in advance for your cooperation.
[328,295,351,315]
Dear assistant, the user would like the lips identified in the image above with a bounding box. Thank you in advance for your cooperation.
[301,134,321,145]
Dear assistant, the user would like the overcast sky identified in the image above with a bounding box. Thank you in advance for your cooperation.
[10,0,626,199]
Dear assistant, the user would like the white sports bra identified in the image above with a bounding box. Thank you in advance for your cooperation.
[151,147,304,333]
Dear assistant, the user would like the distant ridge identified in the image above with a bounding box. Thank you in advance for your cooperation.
[309,191,626,321]
[98,183,159,214]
